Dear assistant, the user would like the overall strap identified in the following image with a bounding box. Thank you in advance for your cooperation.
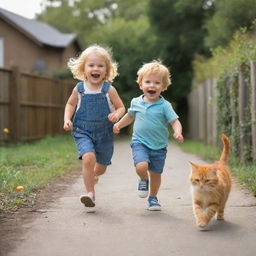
[101,81,111,94]
[76,81,84,94]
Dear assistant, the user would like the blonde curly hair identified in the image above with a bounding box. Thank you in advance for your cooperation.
[136,60,171,90]
[67,44,118,82]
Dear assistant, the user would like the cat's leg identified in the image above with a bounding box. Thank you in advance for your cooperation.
[204,202,219,224]
[216,209,224,220]
[217,197,227,220]
[193,201,207,227]
[194,201,219,227]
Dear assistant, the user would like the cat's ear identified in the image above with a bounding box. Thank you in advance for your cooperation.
[189,161,198,172]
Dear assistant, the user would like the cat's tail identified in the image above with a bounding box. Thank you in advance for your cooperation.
[219,134,230,163]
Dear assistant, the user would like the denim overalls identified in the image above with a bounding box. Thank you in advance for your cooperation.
[72,81,114,165]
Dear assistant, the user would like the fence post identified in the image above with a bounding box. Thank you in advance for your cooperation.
[251,61,256,161]
[9,66,21,143]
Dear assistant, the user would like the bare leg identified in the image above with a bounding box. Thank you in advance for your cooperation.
[149,171,161,197]
[94,163,107,184]
[135,161,148,179]
[82,152,96,195]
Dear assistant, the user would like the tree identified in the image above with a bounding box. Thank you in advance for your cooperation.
[37,0,118,44]
[148,0,214,101]
[205,0,256,48]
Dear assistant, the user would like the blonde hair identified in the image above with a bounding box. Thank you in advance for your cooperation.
[67,44,118,82]
[136,60,171,90]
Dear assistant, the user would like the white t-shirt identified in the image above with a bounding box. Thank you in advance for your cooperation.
[76,82,115,112]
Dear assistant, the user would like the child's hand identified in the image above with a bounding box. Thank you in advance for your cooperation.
[63,120,73,131]
[108,112,119,123]
[113,123,120,134]
[173,132,184,143]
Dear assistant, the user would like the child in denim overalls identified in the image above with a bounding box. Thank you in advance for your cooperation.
[113,60,184,211]
[64,45,125,211]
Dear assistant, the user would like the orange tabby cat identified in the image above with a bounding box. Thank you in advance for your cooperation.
[189,134,232,229]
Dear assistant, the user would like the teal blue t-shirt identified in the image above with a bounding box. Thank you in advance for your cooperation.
[128,95,179,150]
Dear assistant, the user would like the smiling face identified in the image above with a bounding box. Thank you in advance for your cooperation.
[139,73,164,103]
[84,53,107,87]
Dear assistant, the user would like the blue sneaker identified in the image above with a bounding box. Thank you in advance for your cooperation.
[148,196,161,211]
[137,179,149,198]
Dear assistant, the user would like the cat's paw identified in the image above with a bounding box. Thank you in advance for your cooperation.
[198,225,208,231]
[197,220,208,231]
[216,216,224,220]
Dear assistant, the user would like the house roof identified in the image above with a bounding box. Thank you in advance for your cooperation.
[0,7,78,48]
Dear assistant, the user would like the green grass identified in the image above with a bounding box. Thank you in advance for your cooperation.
[178,140,256,196]
[177,140,220,161]
[0,136,80,212]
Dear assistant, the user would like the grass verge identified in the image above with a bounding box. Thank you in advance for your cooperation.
[178,140,256,196]
[0,136,80,213]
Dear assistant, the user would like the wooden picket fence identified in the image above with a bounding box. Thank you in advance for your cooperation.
[188,61,256,162]
[0,67,74,143]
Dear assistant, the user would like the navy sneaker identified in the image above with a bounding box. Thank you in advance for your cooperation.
[137,179,149,198]
[148,196,161,211]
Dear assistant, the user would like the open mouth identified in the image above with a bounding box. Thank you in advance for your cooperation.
[91,74,100,78]
[147,90,156,95]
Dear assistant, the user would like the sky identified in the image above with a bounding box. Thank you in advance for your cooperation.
[0,0,44,19]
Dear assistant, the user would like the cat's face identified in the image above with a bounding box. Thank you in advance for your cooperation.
[189,162,218,191]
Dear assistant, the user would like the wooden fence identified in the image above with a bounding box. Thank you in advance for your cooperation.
[188,61,256,162]
[0,67,74,143]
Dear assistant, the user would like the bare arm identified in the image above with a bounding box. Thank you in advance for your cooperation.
[113,113,135,134]
[63,87,78,131]
[108,86,125,123]
[170,119,184,143]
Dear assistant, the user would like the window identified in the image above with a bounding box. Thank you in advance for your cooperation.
[0,38,4,67]
[33,59,46,73]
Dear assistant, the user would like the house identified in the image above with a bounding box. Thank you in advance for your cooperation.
[0,7,81,75]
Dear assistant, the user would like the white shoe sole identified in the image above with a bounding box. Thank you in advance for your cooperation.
[85,207,96,213]
[137,191,149,198]
[148,206,161,211]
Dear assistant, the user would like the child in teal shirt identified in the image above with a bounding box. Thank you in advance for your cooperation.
[113,60,184,211]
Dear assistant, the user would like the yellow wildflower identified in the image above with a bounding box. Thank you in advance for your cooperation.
[16,186,25,191]
[3,128,9,133]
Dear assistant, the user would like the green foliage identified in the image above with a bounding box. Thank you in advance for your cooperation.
[205,0,256,48]
[113,0,149,21]
[216,76,232,137]
[148,0,214,101]
[193,26,256,84]
[37,0,118,45]
[193,26,256,164]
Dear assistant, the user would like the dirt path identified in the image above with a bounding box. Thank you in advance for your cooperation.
[2,141,256,256]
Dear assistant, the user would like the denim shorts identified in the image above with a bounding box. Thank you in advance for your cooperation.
[131,142,167,174]
[72,127,113,166]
